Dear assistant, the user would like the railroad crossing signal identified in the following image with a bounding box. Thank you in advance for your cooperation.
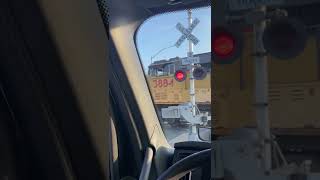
[175,18,200,48]
[213,0,309,64]
[193,67,207,80]
[212,0,243,64]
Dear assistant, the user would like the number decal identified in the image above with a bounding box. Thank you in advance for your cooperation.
[163,79,168,87]
[158,80,163,87]
[153,80,157,88]
[169,79,173,86]
[152,78,174,88]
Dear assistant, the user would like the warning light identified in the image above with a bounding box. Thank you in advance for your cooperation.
[193,67,207,80]
[213,26,243,65]
[213,32,235,58]
[262,17,307,60]
[174,70,186,82]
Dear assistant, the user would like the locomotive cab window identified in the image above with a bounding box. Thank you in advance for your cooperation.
[136,7,211,146]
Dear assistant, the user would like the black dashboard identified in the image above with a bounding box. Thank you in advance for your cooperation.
[172,141,211,180]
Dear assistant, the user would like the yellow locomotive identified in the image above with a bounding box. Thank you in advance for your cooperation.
[213,17,320,136]
[147,52,211,117]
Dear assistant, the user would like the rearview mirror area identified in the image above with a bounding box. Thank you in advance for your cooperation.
[197,126,211,142]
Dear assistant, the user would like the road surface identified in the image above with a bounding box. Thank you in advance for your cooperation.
[162,123,210,146]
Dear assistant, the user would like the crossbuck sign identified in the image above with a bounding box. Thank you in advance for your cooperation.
[175,18,200,48]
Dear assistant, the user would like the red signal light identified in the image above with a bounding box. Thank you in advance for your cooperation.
[176,72,184,79]
[213,27,243,65]
[213,31,235,58]
[174,70,186,82]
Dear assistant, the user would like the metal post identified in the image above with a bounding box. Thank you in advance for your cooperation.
[187,9,199,142]
[254,6,272,174]
[188,125,199,141]
[188,9,196,117]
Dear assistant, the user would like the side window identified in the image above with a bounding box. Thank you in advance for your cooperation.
[136,7,211,146]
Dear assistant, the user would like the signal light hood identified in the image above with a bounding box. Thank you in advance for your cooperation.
[263,17,307,60]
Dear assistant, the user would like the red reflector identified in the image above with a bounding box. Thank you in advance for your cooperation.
[213,32,235,58]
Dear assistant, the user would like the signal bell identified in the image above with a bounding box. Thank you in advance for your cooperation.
[262,17,307,60]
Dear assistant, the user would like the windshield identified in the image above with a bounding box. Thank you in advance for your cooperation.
[136,7,211,146]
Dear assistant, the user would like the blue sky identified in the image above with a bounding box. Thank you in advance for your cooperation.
[136,7,211,71]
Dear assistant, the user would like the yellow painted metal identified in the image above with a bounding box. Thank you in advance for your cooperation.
[213,31,320,135]
[147,73,211,105]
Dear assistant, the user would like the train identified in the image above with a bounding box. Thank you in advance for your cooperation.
[213,23,320,137]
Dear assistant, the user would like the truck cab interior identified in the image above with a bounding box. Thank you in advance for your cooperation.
[0,0,211,180]
[108,0,211,179]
